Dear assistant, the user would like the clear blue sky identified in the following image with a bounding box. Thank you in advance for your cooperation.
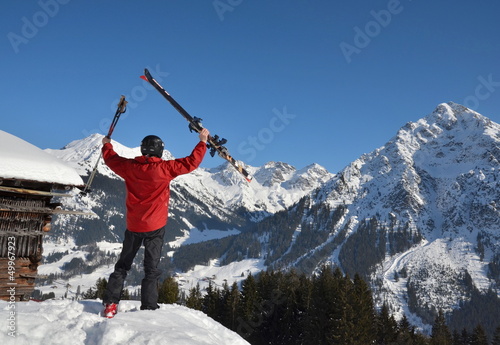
[2,0,499,174]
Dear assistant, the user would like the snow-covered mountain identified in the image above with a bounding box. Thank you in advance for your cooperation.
[252,102,499,330]
[41,102,500,333]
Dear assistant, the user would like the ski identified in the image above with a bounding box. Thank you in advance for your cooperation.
[140,68,252,182]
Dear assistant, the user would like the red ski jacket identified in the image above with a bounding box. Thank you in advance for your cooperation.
[102,141,206,232]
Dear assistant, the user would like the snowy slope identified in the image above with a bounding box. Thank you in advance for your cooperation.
[0,299,249,345]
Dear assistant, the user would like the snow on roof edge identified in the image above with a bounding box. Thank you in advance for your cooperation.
[0,130,84,187]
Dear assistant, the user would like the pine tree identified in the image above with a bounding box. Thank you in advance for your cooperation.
[121,288,130,300]
[296,271,314,345]
[158,276,179,304]
[492,325,500,345]
[277,270,309,345]
[305,265,344,344]
[452,330,461,345]
[81,278,104,299]
[411,331,430,345]
[237,273,261,342]
[81,286,97,299]
[430,310,453,345]
[96,277,107,300]
[253,270,282,344]
[470,324,488,345]
[221,281,240,331]
[376,303,398,344]
[460,328,470,345]
[186,283,202,310]
[337,271,356,345]
[203,280,222,321]
[240,273,260,321]
[259,270,304,345]
[396,314,414,344]
[351,274,376,344]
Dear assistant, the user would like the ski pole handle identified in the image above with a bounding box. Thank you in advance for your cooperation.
[107,95,128,138]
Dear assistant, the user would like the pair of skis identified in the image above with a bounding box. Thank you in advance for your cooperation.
[140,69,252,182]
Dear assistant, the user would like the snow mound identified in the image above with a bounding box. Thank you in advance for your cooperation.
[0,299,250,345]
[0,130,83,186]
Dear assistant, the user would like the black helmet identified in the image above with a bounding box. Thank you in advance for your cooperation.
[141,135,164,157]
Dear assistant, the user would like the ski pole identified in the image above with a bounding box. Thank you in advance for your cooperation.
[81,96,128,195]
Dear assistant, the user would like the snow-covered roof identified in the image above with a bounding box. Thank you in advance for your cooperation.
[0,130,84,187]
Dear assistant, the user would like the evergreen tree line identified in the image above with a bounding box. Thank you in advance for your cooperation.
[81,266,500,344]
[431,309,500,345]
[178,266,500,345]
[173,265,500,345]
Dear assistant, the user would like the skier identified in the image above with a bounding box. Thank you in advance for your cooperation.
[101,128,209,318]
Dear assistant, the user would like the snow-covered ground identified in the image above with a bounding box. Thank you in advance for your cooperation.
[0,299,250,345]
[22,228,260,344]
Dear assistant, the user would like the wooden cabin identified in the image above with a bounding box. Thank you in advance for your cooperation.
[0,130,85,301]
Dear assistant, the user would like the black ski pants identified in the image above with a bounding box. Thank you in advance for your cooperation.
[103,226,165,309]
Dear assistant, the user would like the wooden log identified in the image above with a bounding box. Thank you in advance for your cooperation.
[0,185,72,197]
[0,206,94,216]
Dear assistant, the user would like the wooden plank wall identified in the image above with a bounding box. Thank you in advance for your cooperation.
[0,193,51,301]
